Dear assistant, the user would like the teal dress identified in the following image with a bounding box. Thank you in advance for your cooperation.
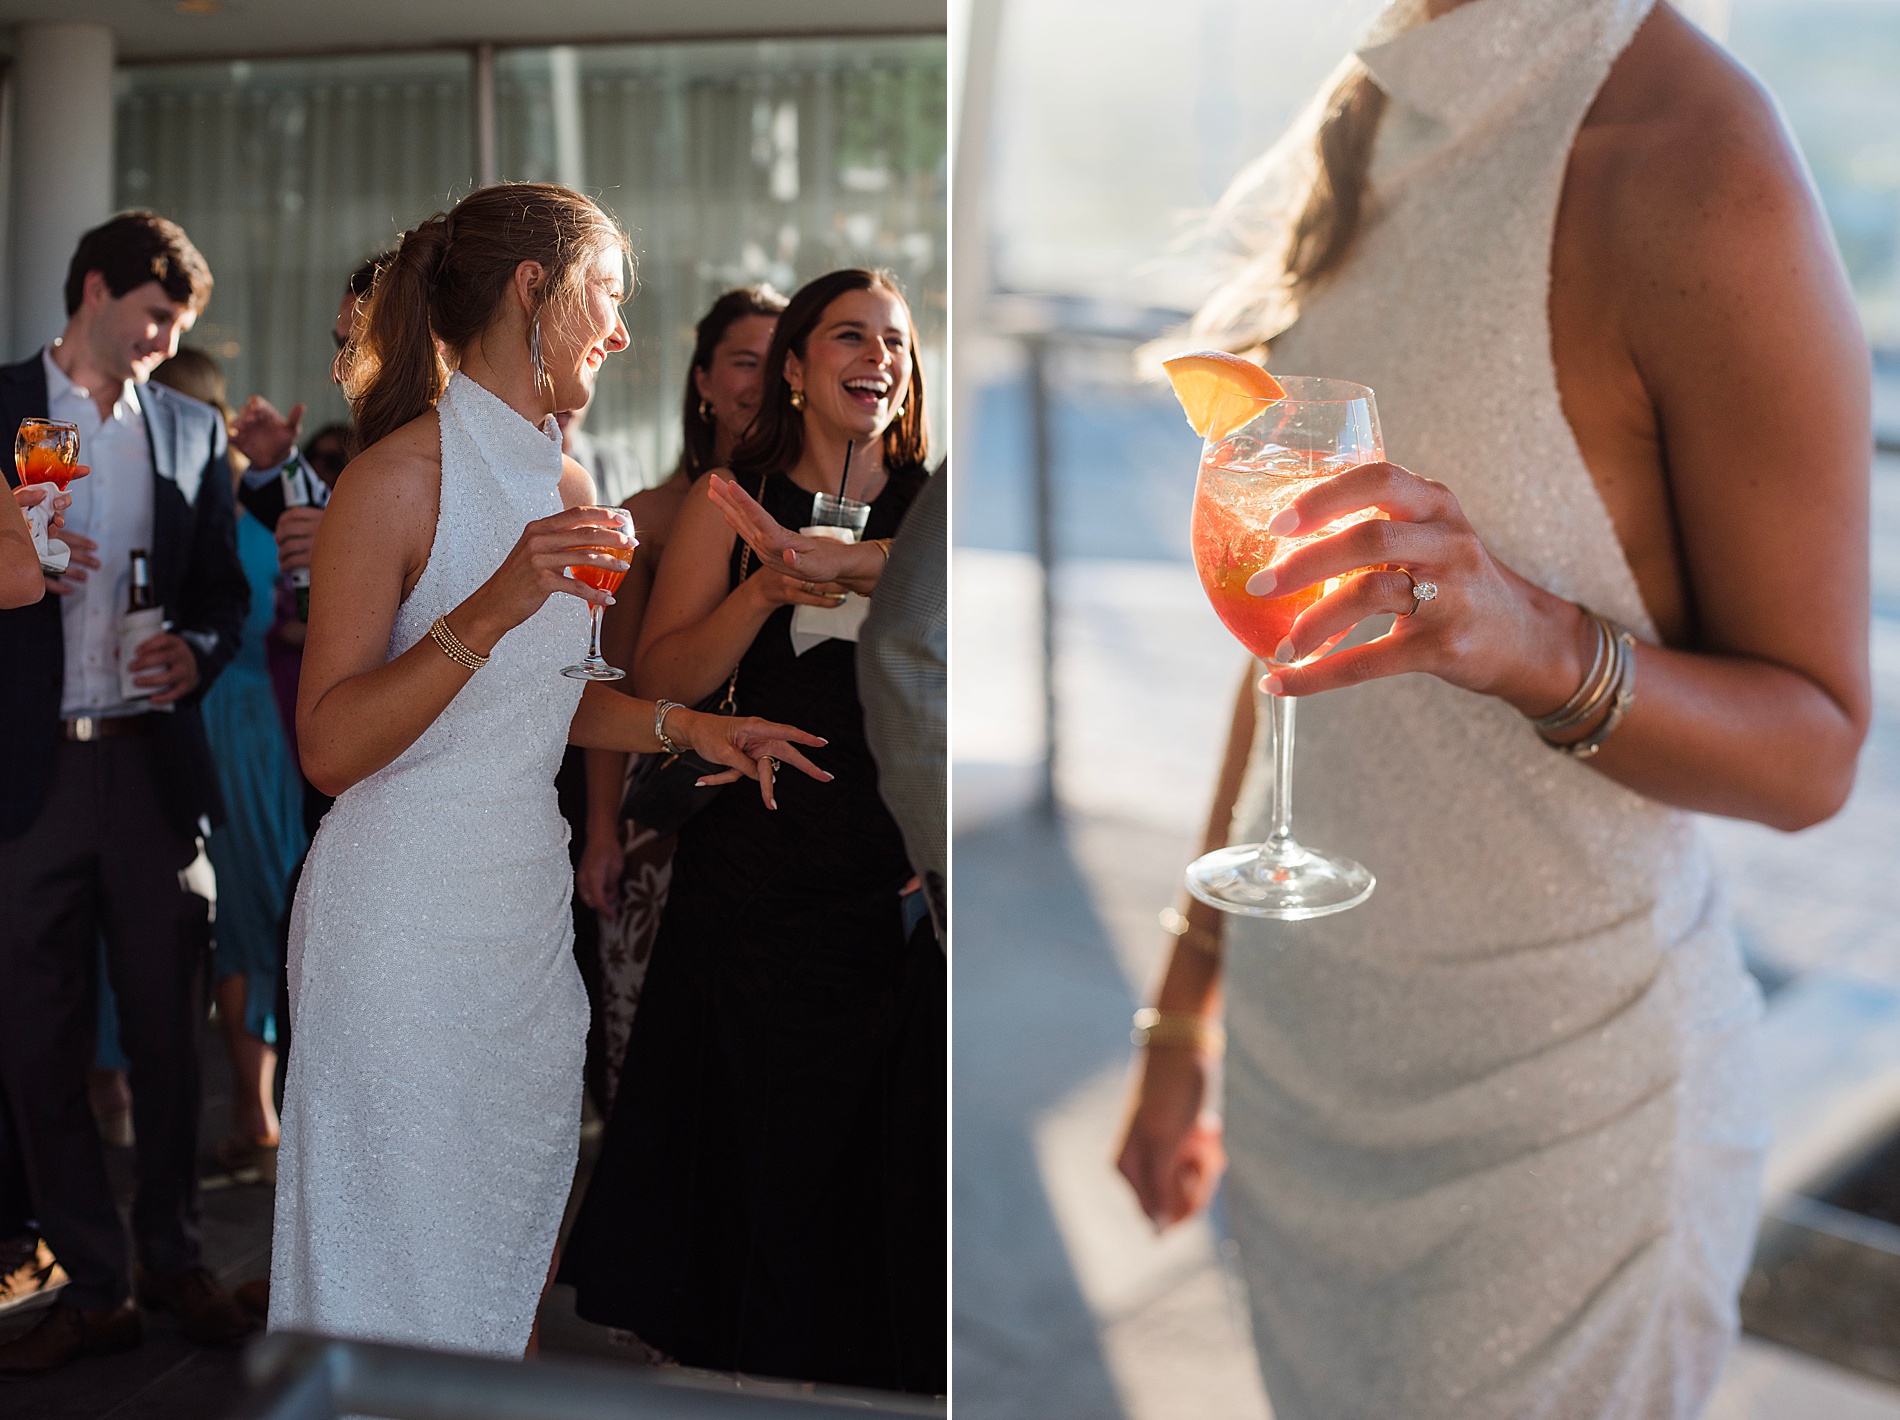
[204,509,307,1041]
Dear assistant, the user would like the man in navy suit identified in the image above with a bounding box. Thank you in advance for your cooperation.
[0,212,253,1372]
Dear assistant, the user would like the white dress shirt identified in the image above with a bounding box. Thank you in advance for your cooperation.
[46,346,156,718]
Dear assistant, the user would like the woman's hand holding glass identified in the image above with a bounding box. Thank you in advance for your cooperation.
[1254,460,1591,716]
[459,507,635,648]
[666,705,833,812]
[707,473,887,597]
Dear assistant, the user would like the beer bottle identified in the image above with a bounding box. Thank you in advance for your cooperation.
[281,457,314,621]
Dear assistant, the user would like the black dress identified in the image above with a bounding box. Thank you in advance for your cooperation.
[561,464,944,1394]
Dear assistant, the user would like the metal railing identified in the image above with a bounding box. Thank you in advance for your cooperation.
[984,291,1189,816]
[237,1333,946,1420]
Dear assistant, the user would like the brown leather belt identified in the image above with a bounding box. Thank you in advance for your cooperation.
[60,714,151,743]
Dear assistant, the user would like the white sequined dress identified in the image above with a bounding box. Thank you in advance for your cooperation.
[1217,2,1768,1417]
[270,373,590,1354]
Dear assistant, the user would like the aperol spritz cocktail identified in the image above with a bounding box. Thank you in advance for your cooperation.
[562,508,635,681]
[1173,368,1384,919]
[15,419,82,489]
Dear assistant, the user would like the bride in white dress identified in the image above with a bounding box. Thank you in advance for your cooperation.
[269,183,829,1354]
[1118,1,1871,1416]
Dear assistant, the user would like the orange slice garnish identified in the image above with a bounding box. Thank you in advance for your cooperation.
[1162,351,1286,441]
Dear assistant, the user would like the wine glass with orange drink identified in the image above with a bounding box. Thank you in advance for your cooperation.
[1165,354,1383,919]
[15,418,84,571]
[561,508,635,681]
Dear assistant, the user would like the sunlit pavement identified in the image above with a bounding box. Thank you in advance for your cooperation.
[951,516,1900,1417]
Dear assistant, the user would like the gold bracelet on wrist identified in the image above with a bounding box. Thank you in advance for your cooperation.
[429,615,488,671]
[1159,906,1223,958]
[1131,1007,1226,1057]
[870,538,893,561]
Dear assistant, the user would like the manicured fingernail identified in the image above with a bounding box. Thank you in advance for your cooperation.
[1267,508,1299,536]
[695,777,712,787]
[604,595,616,606]
[1272,637,1296,665]
[1245,568,1276,597]
[1259,673,1285,695]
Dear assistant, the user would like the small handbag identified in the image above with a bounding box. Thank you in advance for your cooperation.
[618,533,755,839]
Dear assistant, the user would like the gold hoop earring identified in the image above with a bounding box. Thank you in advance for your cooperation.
[699,398,714,423]
[529,317,550,395]
[788,389,805,411]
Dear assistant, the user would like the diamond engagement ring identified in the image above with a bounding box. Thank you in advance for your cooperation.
[1405,573,1439,614]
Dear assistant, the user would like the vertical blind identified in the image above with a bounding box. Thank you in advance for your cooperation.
[115,37,946,500]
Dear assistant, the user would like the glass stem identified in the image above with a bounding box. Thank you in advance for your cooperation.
[1265,691,1297,857]
[587,602,605,662]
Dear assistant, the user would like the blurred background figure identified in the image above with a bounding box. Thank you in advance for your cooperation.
[150,347,307,1188]
[572,282,785,1111]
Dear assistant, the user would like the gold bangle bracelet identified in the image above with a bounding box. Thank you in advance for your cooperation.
[1159,906,1223,958]
[1131,1007,1226,1057]
[429,615,488,671]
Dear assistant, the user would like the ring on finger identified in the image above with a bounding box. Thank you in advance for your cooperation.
[762,756,780,773]
[1401,570,1439,616]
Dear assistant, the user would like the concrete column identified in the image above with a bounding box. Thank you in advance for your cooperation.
[11,22,114,358]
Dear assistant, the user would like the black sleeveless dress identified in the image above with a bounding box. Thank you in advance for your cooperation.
[560,465,944,1394]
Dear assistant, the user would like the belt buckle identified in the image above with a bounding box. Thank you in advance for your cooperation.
[70,715,96,743]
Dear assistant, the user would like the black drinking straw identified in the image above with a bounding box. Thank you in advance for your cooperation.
[838,439,856,504]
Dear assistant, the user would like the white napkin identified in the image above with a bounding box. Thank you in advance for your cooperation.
[789,525,871,655]
[23,498,69,574]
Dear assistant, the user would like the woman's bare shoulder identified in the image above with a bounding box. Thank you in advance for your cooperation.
[330,410,441,524]
[344,410,441,493]
[1588,9,1817,257]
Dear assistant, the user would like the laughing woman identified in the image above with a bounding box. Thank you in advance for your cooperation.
[269,184,827,1354]
[561,268,942,1393]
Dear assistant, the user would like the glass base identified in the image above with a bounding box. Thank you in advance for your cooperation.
[1184,840,1374,920]
[562,660,625,682]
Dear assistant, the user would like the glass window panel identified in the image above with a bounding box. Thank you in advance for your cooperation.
[115,38,945,503]
[116,53,476,436]
[497,38,947,499]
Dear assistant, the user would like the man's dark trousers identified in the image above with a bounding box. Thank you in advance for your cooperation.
[0,735,212,1309]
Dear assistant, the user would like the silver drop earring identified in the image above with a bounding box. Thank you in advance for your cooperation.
[529,316,550,395]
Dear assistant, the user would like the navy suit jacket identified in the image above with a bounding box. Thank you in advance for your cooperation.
[0,352,249,842]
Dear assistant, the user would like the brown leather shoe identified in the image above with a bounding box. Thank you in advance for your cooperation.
[0,1300,141,1376]
[134,1265,254,1347]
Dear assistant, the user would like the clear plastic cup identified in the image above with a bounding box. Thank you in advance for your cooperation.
[809,492,871,542]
